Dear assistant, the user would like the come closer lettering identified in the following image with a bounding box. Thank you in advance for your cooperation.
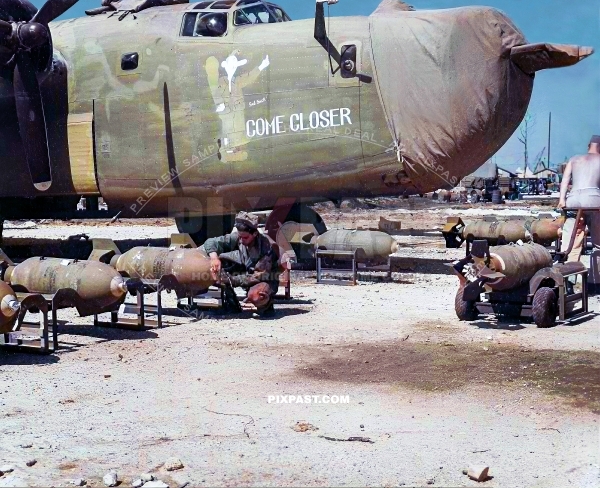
[246,108,352,138]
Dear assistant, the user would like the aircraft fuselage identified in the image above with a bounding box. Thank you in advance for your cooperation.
[0,3,538,218]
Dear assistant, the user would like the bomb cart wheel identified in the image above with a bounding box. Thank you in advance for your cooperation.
[532,287,558,328]
[455,286,479,321]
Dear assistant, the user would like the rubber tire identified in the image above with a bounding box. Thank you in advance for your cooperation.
[455,286,479,321]
[177,204,327,246]
[176,214,236,246]
[532,287,558,328]
[283,203,327,235]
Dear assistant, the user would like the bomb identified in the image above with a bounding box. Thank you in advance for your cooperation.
[468,243,553,291]
[0,281,20,333]
[3,257,127,315]
[91,237,214,297]
[313,230,398,264]
[529,218,565,245]
[443,217,564,248]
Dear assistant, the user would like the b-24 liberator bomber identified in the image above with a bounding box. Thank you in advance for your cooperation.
[0,0,593,241]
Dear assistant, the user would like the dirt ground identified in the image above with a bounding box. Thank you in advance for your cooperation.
[0,199,598,488]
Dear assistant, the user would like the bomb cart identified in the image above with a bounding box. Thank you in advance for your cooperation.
[451,240,590,327]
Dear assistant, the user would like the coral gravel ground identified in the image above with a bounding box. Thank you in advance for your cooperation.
[0,199,598,487]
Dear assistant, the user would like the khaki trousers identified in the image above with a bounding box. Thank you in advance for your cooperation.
[561,190,600,264]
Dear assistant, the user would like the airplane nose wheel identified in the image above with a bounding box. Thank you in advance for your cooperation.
[176,214,236,245]
[265,203,327,241]
[176,203,327,247]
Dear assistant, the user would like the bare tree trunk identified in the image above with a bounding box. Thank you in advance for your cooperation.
[518,113,535,175]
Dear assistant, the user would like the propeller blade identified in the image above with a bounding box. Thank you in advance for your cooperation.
[32,0,78,25]
[0,0,37,22]
[0,18,11,37]
[14,52,52,188]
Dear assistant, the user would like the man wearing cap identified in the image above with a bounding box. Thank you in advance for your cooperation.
[202,211,280,315]
[558,136,600,268]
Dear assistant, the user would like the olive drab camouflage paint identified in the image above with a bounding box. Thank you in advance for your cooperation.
[0,0,593,221]
[206,50,270,162]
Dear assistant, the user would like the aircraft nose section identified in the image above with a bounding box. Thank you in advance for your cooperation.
[369,7,535,191]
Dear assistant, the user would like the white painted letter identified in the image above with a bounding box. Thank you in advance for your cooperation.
[246,120,256,138]
[340,108,352,125]
[309,111,320,129]
[329,108,340,127]
[275,115,285,134]
[300,113,309,131]
[255,119,265,137]
[319,110,330,128]
[290,114,300,132]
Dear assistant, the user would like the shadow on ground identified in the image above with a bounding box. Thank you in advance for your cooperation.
[200,307,311,321]
[467,312,598,330]
[293,341,600,414]
[57,323,159,343]
[0,349,60,365]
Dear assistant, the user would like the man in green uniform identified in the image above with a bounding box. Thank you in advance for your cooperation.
[202,212,280,315]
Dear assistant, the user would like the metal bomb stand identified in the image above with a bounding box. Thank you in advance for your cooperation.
[314,229,398,285]
[1,293,54,353]
[0,251,145,353]
[1,279,145,353]
[90,235,214,327]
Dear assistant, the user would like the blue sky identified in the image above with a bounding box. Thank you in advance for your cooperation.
[38,0,599,171]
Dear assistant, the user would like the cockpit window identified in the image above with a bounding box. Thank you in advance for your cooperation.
[211,0,235,9]
[193,1,214,8]
[181,12,228,37]
[267,4,289,21]
[234,3,284,25]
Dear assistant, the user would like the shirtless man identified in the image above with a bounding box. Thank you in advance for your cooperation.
[558,135,600,262]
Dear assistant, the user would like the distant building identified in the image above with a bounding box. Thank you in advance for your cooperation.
[497,166,517,178]
[532,160,559,183]
[515,167,536,178]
